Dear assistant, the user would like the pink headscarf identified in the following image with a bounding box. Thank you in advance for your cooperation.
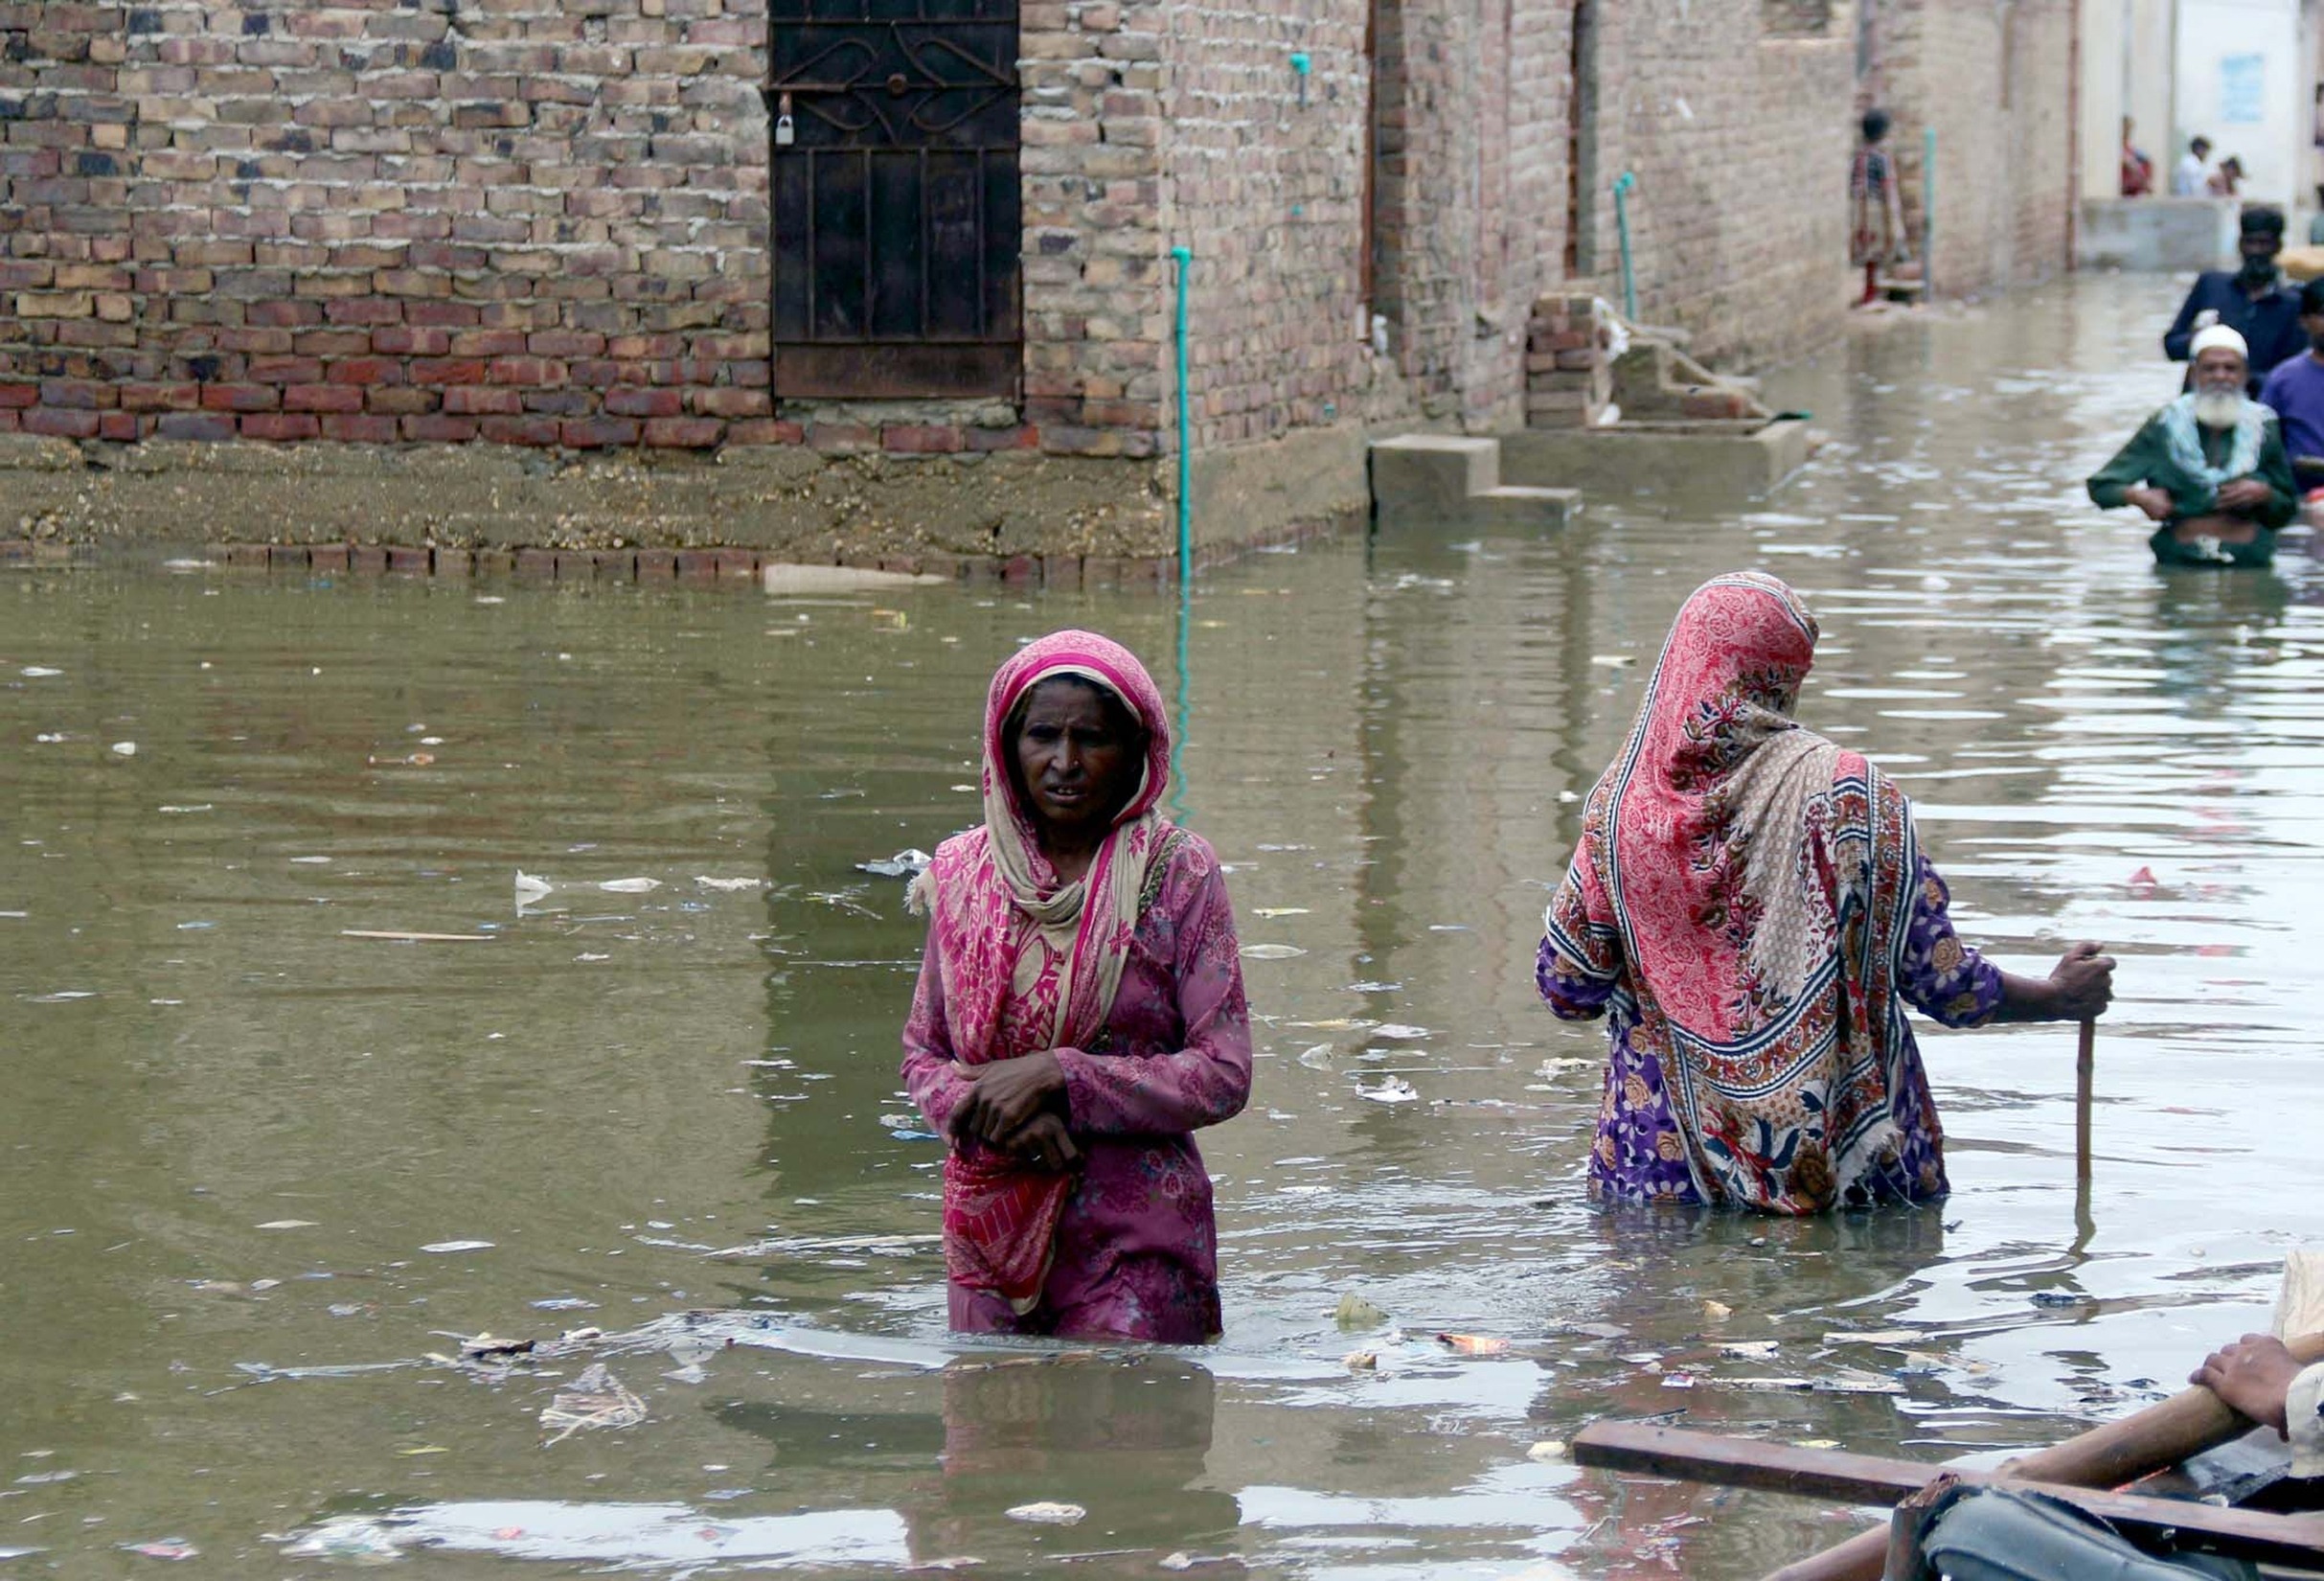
[915,630,1174,1306]
[1567,572,1925,1211]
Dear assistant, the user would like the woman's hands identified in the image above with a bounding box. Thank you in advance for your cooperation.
[948,1050,1080,1171]
[2043,941,2116,1020]
[2127,484,2176,521]
[1994,941,2116,1023]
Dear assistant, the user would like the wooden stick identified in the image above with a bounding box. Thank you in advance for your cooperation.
[1572,1423,2324,1567]
[339,929,495,943]
[1759,1330,2324,1581]
[2075,1018,2096,1183]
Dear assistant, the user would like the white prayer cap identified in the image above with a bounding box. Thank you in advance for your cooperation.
[2191,323,2250,361]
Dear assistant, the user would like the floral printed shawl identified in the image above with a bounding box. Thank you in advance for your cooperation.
[913,630,1174,1307]
[1550,572,1926,1212]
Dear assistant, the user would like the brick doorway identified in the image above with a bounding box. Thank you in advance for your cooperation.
[765,1,1024,400]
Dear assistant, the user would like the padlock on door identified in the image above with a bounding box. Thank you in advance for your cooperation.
[774,91,795,148]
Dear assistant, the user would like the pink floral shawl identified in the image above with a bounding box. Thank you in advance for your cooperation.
[1559,572,1925,1211]
[913,630,1174,1307]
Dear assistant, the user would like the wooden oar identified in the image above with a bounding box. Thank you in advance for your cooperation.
[1759,1330,2324,1581]
[2075,1018,2096,1182]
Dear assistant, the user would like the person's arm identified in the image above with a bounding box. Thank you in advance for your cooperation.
[2253,419,2301,527]
[1894,851,2112,1026]
[2087,415,2168,512]
[900,940,974,1137]
[2162,280,2210,361]
[1054,843,1253,1136]
[1538,855,1622,1021]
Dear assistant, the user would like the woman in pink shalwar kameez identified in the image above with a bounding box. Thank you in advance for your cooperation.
[900,630,1251,1343]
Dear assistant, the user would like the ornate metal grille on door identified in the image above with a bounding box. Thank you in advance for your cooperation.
[766,1,1023,400]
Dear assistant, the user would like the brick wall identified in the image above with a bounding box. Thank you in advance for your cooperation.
[0,0,2079,555]
[1858,0,2076,298]
[0,0,777,450]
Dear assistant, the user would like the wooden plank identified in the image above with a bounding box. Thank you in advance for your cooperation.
[1574,1423,2324,1568]
[1761,1327,2324,1581]
[340,929,495,943]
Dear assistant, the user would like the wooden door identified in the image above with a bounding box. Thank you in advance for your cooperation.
[767,0,1022,399]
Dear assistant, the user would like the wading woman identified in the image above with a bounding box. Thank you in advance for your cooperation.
[901,630,1251,1341]
[1538,573,2114,1214]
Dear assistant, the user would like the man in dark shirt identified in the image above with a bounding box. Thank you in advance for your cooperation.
[2164,207,2306,393]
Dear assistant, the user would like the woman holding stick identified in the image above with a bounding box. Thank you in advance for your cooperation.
[1538,573,2114,1213]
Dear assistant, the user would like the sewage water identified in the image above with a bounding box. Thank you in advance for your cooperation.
[6,272,2324,1579]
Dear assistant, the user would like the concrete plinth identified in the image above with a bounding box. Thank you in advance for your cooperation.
[1368,434,1581,532]
[2078,197,2237,272]
[1499,419,1811,501]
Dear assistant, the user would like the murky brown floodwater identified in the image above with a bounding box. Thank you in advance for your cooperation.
[7,272,2324,1579]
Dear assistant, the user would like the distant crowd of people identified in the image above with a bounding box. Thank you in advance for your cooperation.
[2120,124,2246,200]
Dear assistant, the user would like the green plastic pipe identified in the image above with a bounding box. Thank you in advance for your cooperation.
[1921,126,1935,296]
[1170,244,1193,584]
[1612,171,1638,322]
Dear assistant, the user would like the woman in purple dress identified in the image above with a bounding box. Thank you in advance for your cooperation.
[901,630,1251,1341]
[1538,573,2115,1213]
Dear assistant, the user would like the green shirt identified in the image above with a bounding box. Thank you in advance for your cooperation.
[2086,409,2298,529]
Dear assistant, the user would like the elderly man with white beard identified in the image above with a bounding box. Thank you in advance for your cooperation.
[2088,323,2299,567]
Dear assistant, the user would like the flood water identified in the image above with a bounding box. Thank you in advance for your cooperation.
[7,271,2324,1579]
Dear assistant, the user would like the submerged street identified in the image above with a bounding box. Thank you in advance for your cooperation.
[7,271,2324,1577]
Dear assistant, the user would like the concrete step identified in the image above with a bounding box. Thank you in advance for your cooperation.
[1369,434,1500,518]
[1472,484,1582,531]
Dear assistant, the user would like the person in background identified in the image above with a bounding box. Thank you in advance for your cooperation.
[1537,573,2114,1214]
[2089,324,2297,568]
[2308,184,2324,247]
[1849,108,1911,307]
[2173,134,2213,195]
[2259,276,2324,496]
[2120,118,2154,197]
[2208,154,2245,198]
[900,630,1251,1343]
[2163,207,2306,392]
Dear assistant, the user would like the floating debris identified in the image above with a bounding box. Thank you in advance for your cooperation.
[1356,1077,1419,1105]
[1296,1044,1335,1070]
[1701,1299,1733,1323]
[598,878,661,894]
[254,1220,317,1230]
[1719,1340,1780,1361]
[855,849,932,881]
[1334,1294,1387,1328]
[420,1240,496,1254]
[694,876,763,892]
[109,741,137,757]
[1342,1349,1378,1371]
[121,1539,196,1561]
[1436,1333,1510,1356]
[1371,1023,1433,1041]
[1251,907,1310,919]
[1240,943,1306,961]
[280,1519,402,1563]
[539,1363,647,1446]
[1526,1440,1566,1463]
[343,930,493,944]
[514,871,554,906]
[1004,1501,1085,1526]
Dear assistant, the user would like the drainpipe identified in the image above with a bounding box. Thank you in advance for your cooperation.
[2066,0,2082,270]
[1170,244,1194,585]
[1612,172,1638,322]
[1921,127,1936,299]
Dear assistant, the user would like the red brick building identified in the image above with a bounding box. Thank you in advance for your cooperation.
[0,0,2075,565]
